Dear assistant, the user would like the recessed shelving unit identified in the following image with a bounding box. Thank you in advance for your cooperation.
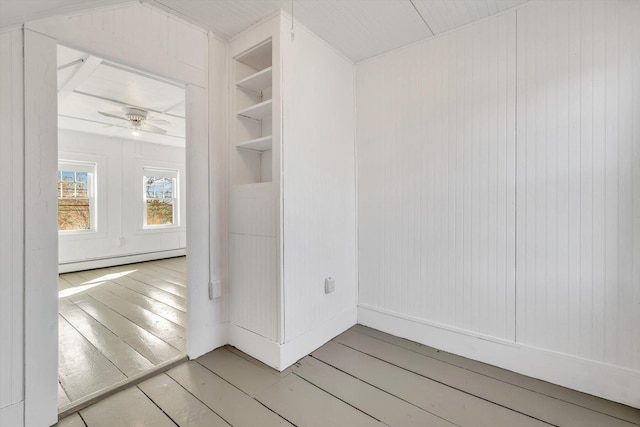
[236,135,272,152]
[233,38,274,184]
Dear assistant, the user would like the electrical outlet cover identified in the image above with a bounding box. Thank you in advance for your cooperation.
[325,277,335,294]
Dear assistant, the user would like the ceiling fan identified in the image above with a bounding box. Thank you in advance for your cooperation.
[98,107,169,135]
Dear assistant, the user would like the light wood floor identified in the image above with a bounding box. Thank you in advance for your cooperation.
[56,324,640,427]
[58,257,187,409]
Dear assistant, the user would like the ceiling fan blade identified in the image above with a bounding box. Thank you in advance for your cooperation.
[141,122,167,134]
[98,111,128,121]
[147,118,171,125]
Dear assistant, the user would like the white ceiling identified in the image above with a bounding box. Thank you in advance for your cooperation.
[152,0,529,62]
[2,0,529,62]
[8,0,530,144]
[57,45,186,146]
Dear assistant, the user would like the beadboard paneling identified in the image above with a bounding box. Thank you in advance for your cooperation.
[24,28,60,427]
[25,2,207,87]
[516,0,640,370]
[357,11,516,340]
[281,17,357,343]
[230,184,277,237]
[0,29,24,414]
[229,234,278,340]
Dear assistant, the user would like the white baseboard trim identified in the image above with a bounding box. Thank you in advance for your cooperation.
[228,307,357,371]
[358,305,640,409]
[281,307,357,369]
[58,249,186,273]
[0,401,23,427]
[187,322,228,360]
[228,324,281,370]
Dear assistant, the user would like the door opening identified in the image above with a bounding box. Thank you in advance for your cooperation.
[56,44,188,411]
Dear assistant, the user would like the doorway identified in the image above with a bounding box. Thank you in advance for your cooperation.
[23,17,222,424]
[56,44,188,410]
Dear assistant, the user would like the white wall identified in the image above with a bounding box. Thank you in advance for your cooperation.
[58,130,186,269]
[280,16,357,365]
[358,9,516,339]
[0,28,25,425]
[356,0,640,408]
[516,0,640,373]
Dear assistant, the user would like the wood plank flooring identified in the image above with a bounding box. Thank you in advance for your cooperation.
[57,257,187,409]
[57,325,640,427]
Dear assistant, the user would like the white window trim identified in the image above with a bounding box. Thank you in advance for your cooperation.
[58,152,108,240]
[142,167,180,229]
[58,159,97,235]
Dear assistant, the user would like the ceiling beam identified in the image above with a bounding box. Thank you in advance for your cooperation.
[58,54,103,102]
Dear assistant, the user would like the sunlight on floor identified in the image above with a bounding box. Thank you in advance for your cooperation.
[82,270,138,285]
[58,281,106,298]
[58,269,137,298]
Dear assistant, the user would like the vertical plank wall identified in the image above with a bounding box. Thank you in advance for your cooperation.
[0,29,24,425]
[282,17,357,360]
[516,0,640,372]
[26,2,208,88]
[24,28,59,427]
[357,11,516,340]
[356,0,640,405]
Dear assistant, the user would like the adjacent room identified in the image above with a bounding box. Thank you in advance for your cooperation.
[0,0,638,426]
[55,45,188,410]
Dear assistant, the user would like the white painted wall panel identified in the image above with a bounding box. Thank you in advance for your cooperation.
[281,18,357,343]
[206,34,230,346]
[23,28,59,427]
[25,2,207,87]
[57,130,186,267]
[230,184,277,237]
[516,0,640,371]
[229,234,278,340]
[357,12,516,340]
[0,29,24,415]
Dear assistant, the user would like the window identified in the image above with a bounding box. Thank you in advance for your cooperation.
[58,161,96,232]
[143,168,178,227]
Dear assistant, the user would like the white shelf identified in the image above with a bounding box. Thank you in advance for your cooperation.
[236,40,272,71]
[237,99,272,120]
[237,67,272,92]
[236,135,272,152]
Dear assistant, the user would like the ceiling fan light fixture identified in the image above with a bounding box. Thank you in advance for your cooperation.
[98,107,168,135]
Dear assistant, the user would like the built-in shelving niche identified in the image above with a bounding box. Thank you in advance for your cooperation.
[234,39,273,185]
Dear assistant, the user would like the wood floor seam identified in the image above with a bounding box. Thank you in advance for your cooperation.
[329,339,558,426]
[303,355,461,427]
[135,384,181,427]
[350,326,639,424]
[290,371,387,425]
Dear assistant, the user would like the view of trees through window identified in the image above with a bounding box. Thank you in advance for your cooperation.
[144,175,176,226]
[58,170,91,231]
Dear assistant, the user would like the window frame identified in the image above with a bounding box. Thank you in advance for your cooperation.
[141,167,180,229]
[57,159,97,234]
